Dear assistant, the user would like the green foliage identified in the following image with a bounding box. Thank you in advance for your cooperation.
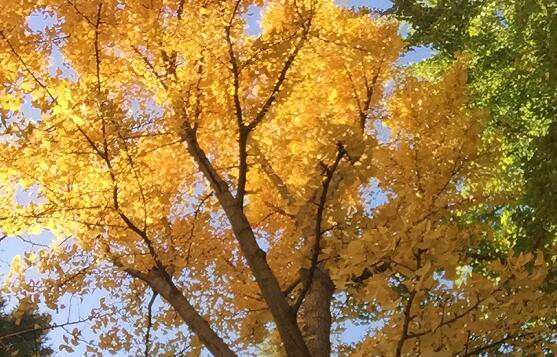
[0,299,53,356]
[525,123,557,228]
[393,0,556,281]
[390,0,487,53]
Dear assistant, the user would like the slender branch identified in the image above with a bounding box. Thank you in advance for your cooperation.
[236,125,249,208]
[252,142,293,204]
[94,3,103,96]
[131,46,168,90]
[144,291,158,357]
[395,249,424,356]
[0,315,98,341]
[225,0,244,129]
[185,192,214,263]
[283,277,302,298]
[407,282,507,340]
[75,125,105,159]
[76,118,168,282]
[13,234,49,248]
[344,66,364,118]
[0,30,56,102]
[66,0,95,26]
[464,330,471,356]
[224,0,249,206]
[176,0,186,20]
[293,144,346,313]
[358,59,383,131]
[265,202,296,220]
[57,265,93,289]
[395,290,416,357]
[463,332,537,356]
[246,24,311,132]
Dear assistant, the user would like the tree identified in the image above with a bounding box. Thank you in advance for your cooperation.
[0,0,554,355]
[391,0,557,262]
[0,298,53,356]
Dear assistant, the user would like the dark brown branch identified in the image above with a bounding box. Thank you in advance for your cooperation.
[265,202,296,220]
[76,120,167,283]
[358,60,383,131]
[94,3,103,96]
[246,23,311,132]
[65,0,95,26]
[293,144,346,313]
[463,332,537,356]
[13,234,49,248]
[192,58,205,124]
[176,0,186,20]
[75,125,105,159]
[464,330,471,355]
[112,189,166,278]
[224,0,248,206]
[185,192,213,263]
[395,290,416,357]
[57,265,93,289]
[225,0,244,129]
[236,126,249,207]
[407,282,507,340]
[395,249,424,356]
[283,277,302,298]
[106,249,236,356]
[344,66,364,118]
[0,30,56,103]
[131,46,168,90]
[144,291,158,357]
[180,126,310,356]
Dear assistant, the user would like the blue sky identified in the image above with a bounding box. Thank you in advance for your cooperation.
[0,0,435,355]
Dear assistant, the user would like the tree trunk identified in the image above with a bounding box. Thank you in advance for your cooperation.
[297,266,335,357]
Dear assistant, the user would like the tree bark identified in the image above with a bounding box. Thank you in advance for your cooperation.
[182,129,311,356]
[297,266,335,357]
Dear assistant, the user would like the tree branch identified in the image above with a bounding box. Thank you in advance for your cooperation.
[252,141,293,204]
[407,281,507,340]
[180,124,310,356]
[144,291,158,357]
[358,59,383,131]
[94,3,103,96]
[0,30,56,103]
[395,249,424,356]
[395,290,416,357]
[131,45,168,90]
[107,250,236,356]
[246,24,311,132]
[0,314,98,342]
[293,144,346,313]
[463,332,536,356]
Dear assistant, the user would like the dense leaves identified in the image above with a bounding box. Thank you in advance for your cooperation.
[0,0,554,355]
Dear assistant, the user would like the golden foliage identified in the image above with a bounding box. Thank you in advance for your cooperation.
[0,0,553,354]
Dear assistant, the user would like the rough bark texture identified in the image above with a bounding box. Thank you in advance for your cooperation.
[298,266,335,357]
